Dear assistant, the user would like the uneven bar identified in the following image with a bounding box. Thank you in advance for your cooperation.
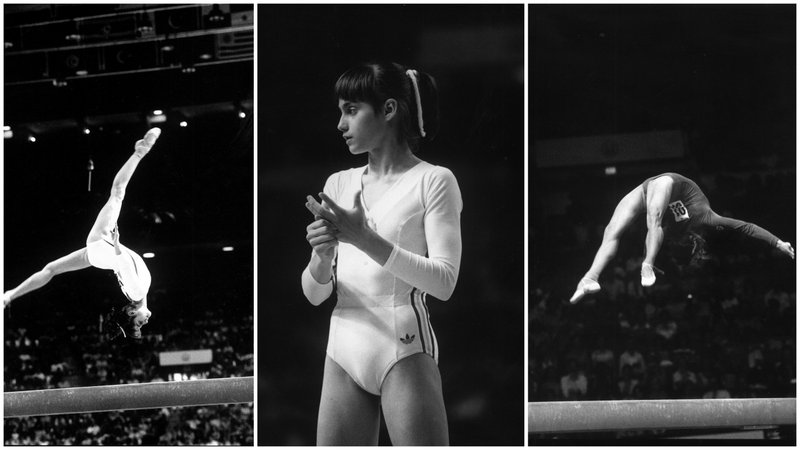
[529,398,796,433]
[5,377,254,418]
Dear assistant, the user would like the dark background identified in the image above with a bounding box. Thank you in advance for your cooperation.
[531,4,795,441]
[258,4,524,445]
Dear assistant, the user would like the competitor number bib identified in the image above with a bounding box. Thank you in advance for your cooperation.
[668,200,690,222]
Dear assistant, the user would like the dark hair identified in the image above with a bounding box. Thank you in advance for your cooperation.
[672,231,710,268]
[106,304,143,341]
[688,232,711,265]
[335,62,439,151]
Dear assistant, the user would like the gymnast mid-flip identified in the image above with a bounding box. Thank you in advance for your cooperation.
[3,128,161,339]
[570,172,795,304]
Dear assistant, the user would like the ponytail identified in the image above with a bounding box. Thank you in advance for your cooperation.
[335,62,440,151]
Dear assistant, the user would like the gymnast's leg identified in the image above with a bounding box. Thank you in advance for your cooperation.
[316,356,381,445]
[641,176,673,287]
[86,128,161,245]
[381,354,449,446]
[570,185,645,303]
[3,249,91,307]
[4,129,160,308]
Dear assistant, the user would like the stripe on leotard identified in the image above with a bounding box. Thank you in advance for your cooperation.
[422,292,437,360]
[409,287,428,354]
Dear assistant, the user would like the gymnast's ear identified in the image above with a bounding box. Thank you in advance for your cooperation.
[383,98,398,121]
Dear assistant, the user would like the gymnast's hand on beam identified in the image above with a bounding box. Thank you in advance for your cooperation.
[776,240,795,260]
[307,191,372,248]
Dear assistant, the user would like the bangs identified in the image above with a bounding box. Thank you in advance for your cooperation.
[335,65,380,105]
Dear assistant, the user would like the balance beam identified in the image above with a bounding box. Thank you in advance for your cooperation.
[5,376,253,418]
[529,398,796,433]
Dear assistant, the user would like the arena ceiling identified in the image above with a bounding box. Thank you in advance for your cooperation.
[4,4,254,268]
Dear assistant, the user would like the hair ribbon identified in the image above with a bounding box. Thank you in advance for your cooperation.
[405,69,426,137]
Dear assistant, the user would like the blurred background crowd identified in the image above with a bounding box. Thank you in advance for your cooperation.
[531,171,796,404]
[4,288,254,445]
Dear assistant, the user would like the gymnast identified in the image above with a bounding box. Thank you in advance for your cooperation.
[570,172,794,304]
[302,62,462,445]
[3,128,161,339]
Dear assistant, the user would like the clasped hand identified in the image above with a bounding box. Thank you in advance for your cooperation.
[305,190,371,254]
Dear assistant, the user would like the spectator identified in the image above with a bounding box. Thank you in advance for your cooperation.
[672,358,698,398]
[618,341,646,380]
[702,376,731,399]
[617,365,642,399]
[560,361,588,400]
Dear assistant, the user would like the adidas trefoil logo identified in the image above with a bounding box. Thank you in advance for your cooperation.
[400,333,415,344]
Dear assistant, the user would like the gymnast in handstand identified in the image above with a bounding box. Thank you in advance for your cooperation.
[3,128,161,339]
[570,172,794,304]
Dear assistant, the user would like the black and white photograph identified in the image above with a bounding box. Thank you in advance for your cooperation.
[258,4,524,445]
[3,4,254,445]
[530,4,795,443]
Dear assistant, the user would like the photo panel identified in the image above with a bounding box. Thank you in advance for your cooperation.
[530,4,795,444]
[4,4,254,445]
[258,4,524,446]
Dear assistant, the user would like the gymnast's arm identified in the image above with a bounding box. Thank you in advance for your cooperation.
[312,168,463,300]
[704,211,794,259]
[301,176,340,305]
[301,246,336,305]
[381,168,463,300]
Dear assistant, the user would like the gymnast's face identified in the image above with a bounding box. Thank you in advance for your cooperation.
[337,99,386,155]
[126,302,151,327]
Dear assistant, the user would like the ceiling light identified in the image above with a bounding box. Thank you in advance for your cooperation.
[207,4,226,23]
[137,12,154,34]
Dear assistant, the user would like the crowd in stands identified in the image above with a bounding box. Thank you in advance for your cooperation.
[531,171,796,403]
[4,295,253,445]
[5,405,254,446]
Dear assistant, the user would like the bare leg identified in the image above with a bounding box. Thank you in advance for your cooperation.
[570,185,646,303]
[86,128,161,244]
[4,249,91,306]
[642,176,672,286]
[381,354,449,445]
[316,356,381,445]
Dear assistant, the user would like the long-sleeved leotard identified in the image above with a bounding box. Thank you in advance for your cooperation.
[642,173,779,247]
[302,160,463,394]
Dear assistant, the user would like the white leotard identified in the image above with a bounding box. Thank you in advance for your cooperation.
[86,239,151,301]
[302,160,462,394]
